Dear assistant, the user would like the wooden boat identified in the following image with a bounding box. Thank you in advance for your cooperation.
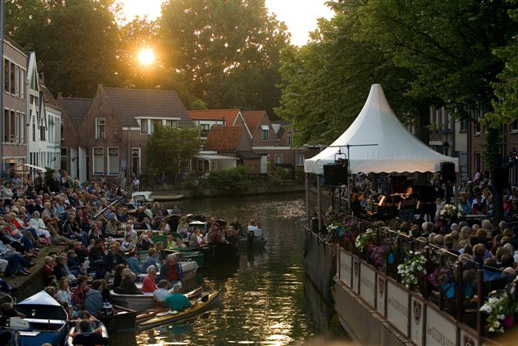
[165,249,205,267]
[66,319,109,346]
[201,242,239,261]
[135,286,203,323]
[137,290,222,331]
[154,194,184,201]
[11,291,69,346]
[104,304,137,332]
[111,285,203,313]
[131,191,154,205]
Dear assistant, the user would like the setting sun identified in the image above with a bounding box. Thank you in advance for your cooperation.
[137,48,155,66]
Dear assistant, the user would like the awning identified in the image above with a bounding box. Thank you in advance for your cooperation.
[237,151,262,160]
[17,164,47,173]
[194,154,238,161]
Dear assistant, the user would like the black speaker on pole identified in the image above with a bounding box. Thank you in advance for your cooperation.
[323,161,348,186]
[441,162,456,183]
[494,168,509,189]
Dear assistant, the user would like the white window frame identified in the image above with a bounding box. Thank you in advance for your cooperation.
[261,125,269,141]
[92,147,105,175]
[275,154,283,164]
[297,154,305,166]
[95,117,106,139]
[107,147,119,175]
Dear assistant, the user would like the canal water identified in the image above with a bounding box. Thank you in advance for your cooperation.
[113,193,347,345]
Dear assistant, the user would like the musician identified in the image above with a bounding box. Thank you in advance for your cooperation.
[398,186,420,222]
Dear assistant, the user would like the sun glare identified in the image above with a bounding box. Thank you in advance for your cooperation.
[138,48,156,66]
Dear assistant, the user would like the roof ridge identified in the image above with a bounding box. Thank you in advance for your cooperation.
[103,86,179,94]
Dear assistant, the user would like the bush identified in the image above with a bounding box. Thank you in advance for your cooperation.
[207,167,251,195]
[181,173,208,197]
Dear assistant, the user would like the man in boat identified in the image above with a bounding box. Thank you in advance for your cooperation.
[72,319,110,346]
[164,282,191,311]
[84,280,104,317]
[158,254,183,284]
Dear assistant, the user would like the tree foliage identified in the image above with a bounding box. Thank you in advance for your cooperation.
[160,0,290,114]
[145,124,203,182]
[5,0,120,97]
[276,5,418,146]
[207,167,250,195]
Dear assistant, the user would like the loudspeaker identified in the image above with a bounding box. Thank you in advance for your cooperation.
[323,163,348,186]
[441,162,456,183]
[494,168,509,189]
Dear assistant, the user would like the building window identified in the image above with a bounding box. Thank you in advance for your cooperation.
[3,109,9,142]
[261,125,269,141]
[275,155,283,164]
[4,59,9,93]
[32,116,36,142]
[95,117,106,139]
[297,154,305,166]
[60,120,64,140]
[511,120,518,133]
[460,118,468,132]
[10,110,15,143]
[20,69,25,99]
[287,135,292,145]
[61,148,67,171]
[200,124,210,137]
[165,119,179,128]
[15,112,19,143]
[10,62,15,94]
[475,152,481,171]
[20,113,25,144]
[93,147,104,174]
[141,119,149,134]
[474,110,482,135]
[40,123,46,141]
[108,147,119,175]
[131,147,141,175]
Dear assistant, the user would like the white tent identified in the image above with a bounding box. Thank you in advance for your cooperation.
[304,84,458,175]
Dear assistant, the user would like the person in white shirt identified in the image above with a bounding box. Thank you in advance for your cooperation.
[153,280,172,305]
[28,211,51,238]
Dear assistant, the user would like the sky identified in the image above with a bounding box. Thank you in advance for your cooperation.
[117,0,335,46]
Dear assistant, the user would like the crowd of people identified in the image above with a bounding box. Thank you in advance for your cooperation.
[0,169,260,329]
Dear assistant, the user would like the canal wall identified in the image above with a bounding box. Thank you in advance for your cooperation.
[303,230,335,303]
[153,182,305,200]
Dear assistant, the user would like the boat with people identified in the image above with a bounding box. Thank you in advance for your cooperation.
[9,290,69,346]
[110,285,204,312]
[66,318,109,346]
[137,290,222,331]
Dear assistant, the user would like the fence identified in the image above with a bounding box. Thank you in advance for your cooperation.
[334,222,512,346]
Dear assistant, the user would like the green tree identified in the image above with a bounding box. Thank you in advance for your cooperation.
[160,0,289,113]
[146,124,203,184]
[5,0,120,97]
[357,0,518,220]
[276,6,420,146]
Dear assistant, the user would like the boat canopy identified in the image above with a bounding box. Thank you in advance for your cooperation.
[17,290,61,307]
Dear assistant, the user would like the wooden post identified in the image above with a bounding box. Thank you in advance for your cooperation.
[456,261,463,323]
[439,253,445,310]
[477,269,483,344]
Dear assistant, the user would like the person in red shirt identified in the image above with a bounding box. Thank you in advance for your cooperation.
[42,256,55,283]
[141,265,157,293]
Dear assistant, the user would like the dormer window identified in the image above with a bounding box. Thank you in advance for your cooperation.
[95,117,106,139]
[261,125,269,141]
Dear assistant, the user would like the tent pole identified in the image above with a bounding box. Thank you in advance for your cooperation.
[317,174,322,231]
[305,173,310,229]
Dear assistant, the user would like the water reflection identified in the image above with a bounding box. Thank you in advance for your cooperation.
[115,194,346,345]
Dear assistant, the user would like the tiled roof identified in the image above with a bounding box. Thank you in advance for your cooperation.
[188,109,240,125]
[242,111,266,128]
[39,82,61,110]
[61,97,92,126]
[103,87,192,127]
[205,126,244,151]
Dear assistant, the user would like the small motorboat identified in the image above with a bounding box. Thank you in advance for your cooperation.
[165,249,205,267]
[66,319,109,346]
[103,304,137,332]
[131,191,154,205]
[137,290,222,331]
[11,290,68,346]
[201,242,239,261]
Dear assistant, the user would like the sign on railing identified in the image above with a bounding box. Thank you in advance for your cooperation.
[425,305,456,346]
[376,275,386,317]
[360,263,376,308]
[410,295,425,346]
[339,249,352,288]
[386,279,409,337]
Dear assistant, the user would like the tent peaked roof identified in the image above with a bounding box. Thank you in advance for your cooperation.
[17,290,61,307]
[304,84,458,174]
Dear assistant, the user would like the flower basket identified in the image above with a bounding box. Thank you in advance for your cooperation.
[397,251,427,289]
